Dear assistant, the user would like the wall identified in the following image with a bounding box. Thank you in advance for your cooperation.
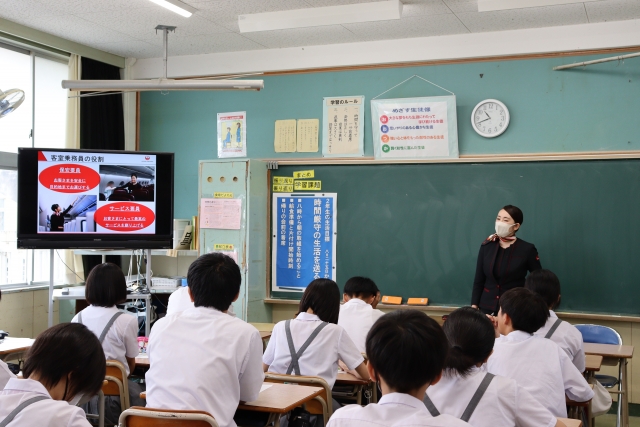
[0,289,59,340]
[140,50,640,220]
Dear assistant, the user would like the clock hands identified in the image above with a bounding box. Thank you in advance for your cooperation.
[477,117,491,124]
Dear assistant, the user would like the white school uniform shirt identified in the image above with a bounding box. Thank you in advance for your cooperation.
[534,310,585,372]
[327,393,471,427]
[145,306,263,427]
[338,298,385,353]
[425,366,557,427]
[487,330,594,417]
[71,305,139,377]
[263,312,364,388]
[166,286,235,317]
[0,359,15,390]
[0,378,91,427]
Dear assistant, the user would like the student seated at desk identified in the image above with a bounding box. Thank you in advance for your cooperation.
[0,289,16,391]
[263,279,369,410]
[526,269,585,373]
[486,288,593,418]
[146,253,264,427]
[167,285,235,317]
[0,323,106,427]
[338,276,384,354]
[71,262,144,422]
[425,307,563,427]
[328,310,469,427]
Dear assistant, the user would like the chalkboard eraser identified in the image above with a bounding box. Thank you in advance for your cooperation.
[407,298,429,306]
[381,296,402,305]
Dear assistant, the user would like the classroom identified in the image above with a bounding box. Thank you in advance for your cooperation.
[0,1,639,426]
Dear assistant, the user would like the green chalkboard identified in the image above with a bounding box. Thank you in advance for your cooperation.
[271,159,640,315]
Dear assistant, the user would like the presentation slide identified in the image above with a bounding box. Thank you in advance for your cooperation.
[37,151,156,234]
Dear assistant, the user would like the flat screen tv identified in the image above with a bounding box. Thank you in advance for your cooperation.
[17,148,174,249]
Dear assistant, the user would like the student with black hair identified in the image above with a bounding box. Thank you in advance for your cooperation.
[526,269,585,372]
[0,290,16,390]
[71,262,143,421]
[328,310,469,427]
[0,323,106,427]
[487,288,593,417]
[146,253,264,427]
[424,307,563,427]
[338,276,384,353]
[263,279,369,392]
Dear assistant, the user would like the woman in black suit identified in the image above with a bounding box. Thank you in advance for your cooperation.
[471,205,542,315]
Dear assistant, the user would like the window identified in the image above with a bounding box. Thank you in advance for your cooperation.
[0,43,71,286]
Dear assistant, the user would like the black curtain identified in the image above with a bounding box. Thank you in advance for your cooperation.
[80,57,124,274]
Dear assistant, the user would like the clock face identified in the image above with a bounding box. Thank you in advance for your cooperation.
[471,99,510,138]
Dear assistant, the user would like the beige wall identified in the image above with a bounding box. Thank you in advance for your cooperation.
[270,302,640,404]
[0,289,59,339]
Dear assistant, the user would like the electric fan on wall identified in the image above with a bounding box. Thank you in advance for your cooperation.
[0,88,25,119]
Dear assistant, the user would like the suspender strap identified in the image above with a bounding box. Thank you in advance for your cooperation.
[284,319,329,376]
[0,396,48,427]
[78,311,82,324]
[422,394,440,417]
[545,318,563,339]
[460,373,495,422]
[98,312,124,344]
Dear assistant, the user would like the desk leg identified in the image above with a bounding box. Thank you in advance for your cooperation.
[623,359,629,427]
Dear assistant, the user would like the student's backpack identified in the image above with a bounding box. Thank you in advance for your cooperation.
[288,407,316,427]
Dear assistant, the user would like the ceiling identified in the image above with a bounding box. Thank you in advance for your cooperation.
[0,0,638,59]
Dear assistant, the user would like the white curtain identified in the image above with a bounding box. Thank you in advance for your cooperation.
[64,54,85,283]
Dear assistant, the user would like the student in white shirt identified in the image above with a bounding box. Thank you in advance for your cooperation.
[338,276,384,354]
[71,262,143,423]
[0,322,106,427]
[526,269,585,372]
[167,285,235,317]
[425,307,563,427]
[146,253,264,427]
[263,278,369,391]
[0,290,16,390]
[487,288,594,418]
[328,310,470,427]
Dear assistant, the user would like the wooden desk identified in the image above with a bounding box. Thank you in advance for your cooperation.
[0,338,34,362]
[334,372,370,405]
[260,331,272,340]
[558,418,582,427]
[336,372,368,386]
[583,343,634,427]
[135,354,149,369]
[584,354,603,373]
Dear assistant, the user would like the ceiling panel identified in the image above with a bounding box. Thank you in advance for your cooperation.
[155,32,267,56]
[442,0,478,13]
[242,24,360,48]
[0,0,67,21]
[401,0,453,17]
[12,14,133,45]
[93,39,162,59]
[456,3,588,32]
[39,0,153,14]
[343,13,468,40]
[585,0,640,23]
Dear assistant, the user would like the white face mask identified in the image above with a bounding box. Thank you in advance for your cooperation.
[495,221,516,238]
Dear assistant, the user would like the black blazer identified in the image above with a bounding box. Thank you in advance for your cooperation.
[471,238,541,312]
[49,205,72,232]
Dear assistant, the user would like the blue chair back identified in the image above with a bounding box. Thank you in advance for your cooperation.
[575,324,622,345]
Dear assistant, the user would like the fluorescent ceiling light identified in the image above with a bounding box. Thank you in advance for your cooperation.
[479,0,599,12]
[148,0,196,17]
[238,0,402,33]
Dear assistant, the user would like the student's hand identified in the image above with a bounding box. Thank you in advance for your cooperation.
[486,314,500,338]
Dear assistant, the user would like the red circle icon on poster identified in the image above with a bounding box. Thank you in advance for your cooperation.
[380,115,389,124]
[39,164,101,193]
[94,203,155,232]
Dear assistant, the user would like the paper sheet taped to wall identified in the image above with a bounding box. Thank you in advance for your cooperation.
[297,119,319,152]
[200,198,242,230]
[274,120,297,153]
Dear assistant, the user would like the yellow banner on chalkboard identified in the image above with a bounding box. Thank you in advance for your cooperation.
[273,184,293,192]
[273,177,294,185]
[214,244,234,250]
[214,192,233,198]
[294,180,321,190]
[293,170,315,179]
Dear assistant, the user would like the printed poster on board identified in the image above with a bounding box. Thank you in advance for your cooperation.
[322,96,365,157]
[217,111,247,158]
[371,96,459,159]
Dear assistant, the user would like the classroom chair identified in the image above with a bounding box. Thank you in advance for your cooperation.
[118,407,218,427]
[574,325,622,388]
[264,373,332,425]
[85,360,130,426]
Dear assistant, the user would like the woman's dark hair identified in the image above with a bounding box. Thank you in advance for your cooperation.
[188,253,241,311]
[85,263,127,307]
[525,269,561,309]
[499,288,549,333]
[297,279,340,324]
[51,204,59,211]
[502,205,523,227]
[442,307,495,377]
[366,310,447,393]
[343,276,379,299]
[23,323,106,400]
[131,173,137,179]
